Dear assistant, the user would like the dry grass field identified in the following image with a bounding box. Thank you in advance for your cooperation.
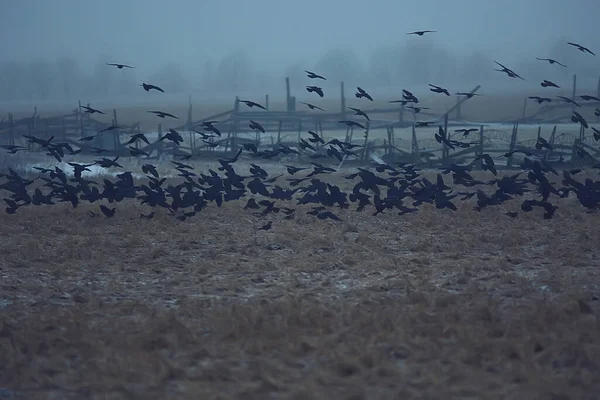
[1,166,600,399]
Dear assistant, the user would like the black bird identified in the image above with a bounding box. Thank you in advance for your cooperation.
[557,96,581,107]
[429,84,450,96]
[571,111,588,129]
[239,99,267,110]
[567,42,595,56]
[125,133,150,145]
[99,125,122,133]
[306,86,324,97]
[536,58,567,67]
[140,82,164,92]
[242,143,258,153]
[80,105,105,114]
[300,102,325,111]
[285,165,309,175]
[305,70,326,80]
[528,96,552,104]
[249,120,265,133]
[494,61,525,80]
[415,121,435,128]
[99,205,116,218]
[348,107,370,121]
[106,63,135,69]
[339,120,366,129]
[148,110,179,119]
[307,131,325,144]
[455,128,478,136]
[258,221,272,231]
[580,95,600,102]
[355,87,373,101]
[78,135,96,142]
[541,80,560,88]
[407,30,436,36]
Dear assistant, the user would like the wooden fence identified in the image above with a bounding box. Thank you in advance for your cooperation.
[1,74,599,169]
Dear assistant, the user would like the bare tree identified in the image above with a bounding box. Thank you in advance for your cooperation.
[369,45,398,86]
[0,61,28,100]
[215,50,254,92]
[29,58,57,100]
[314,48,366,84]
[56,56,82,99]
[149,63,188,93]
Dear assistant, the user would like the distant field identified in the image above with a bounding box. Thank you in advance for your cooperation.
[4,88,600,134]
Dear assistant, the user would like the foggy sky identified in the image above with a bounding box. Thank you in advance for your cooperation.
[1,0,599,105]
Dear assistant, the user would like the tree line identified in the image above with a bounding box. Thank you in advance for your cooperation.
[1,37,596,102]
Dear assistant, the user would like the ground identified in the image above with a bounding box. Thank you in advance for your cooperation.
[1,170,600,399]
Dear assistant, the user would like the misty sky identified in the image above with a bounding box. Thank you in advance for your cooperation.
[1,0,599,78]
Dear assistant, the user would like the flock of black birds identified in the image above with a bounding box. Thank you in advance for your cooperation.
[1,33,600,229]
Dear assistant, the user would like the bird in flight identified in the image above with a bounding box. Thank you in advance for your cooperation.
[407,30,436,36]
[300,102,325,111]
[528,96,552,104]
[140,83,164,92]
[148,110,179,119]
[567,42,595,56]
[580,95,600,102]
[493,61,525,80]
[106,63,135,69]
[306,86,324,97]
[305,70,326,80]
[536,58,567,67]
[557,96,581,108]
[355,87,373,101]
[541,80,560,88]
[80,105,104,115]
[239,100,267,110]
[429,84,450,96]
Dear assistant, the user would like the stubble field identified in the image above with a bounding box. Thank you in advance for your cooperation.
[1,167,600,399]
[1,92,600,399]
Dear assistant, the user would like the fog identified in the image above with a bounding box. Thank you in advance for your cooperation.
[1,0,599,108]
